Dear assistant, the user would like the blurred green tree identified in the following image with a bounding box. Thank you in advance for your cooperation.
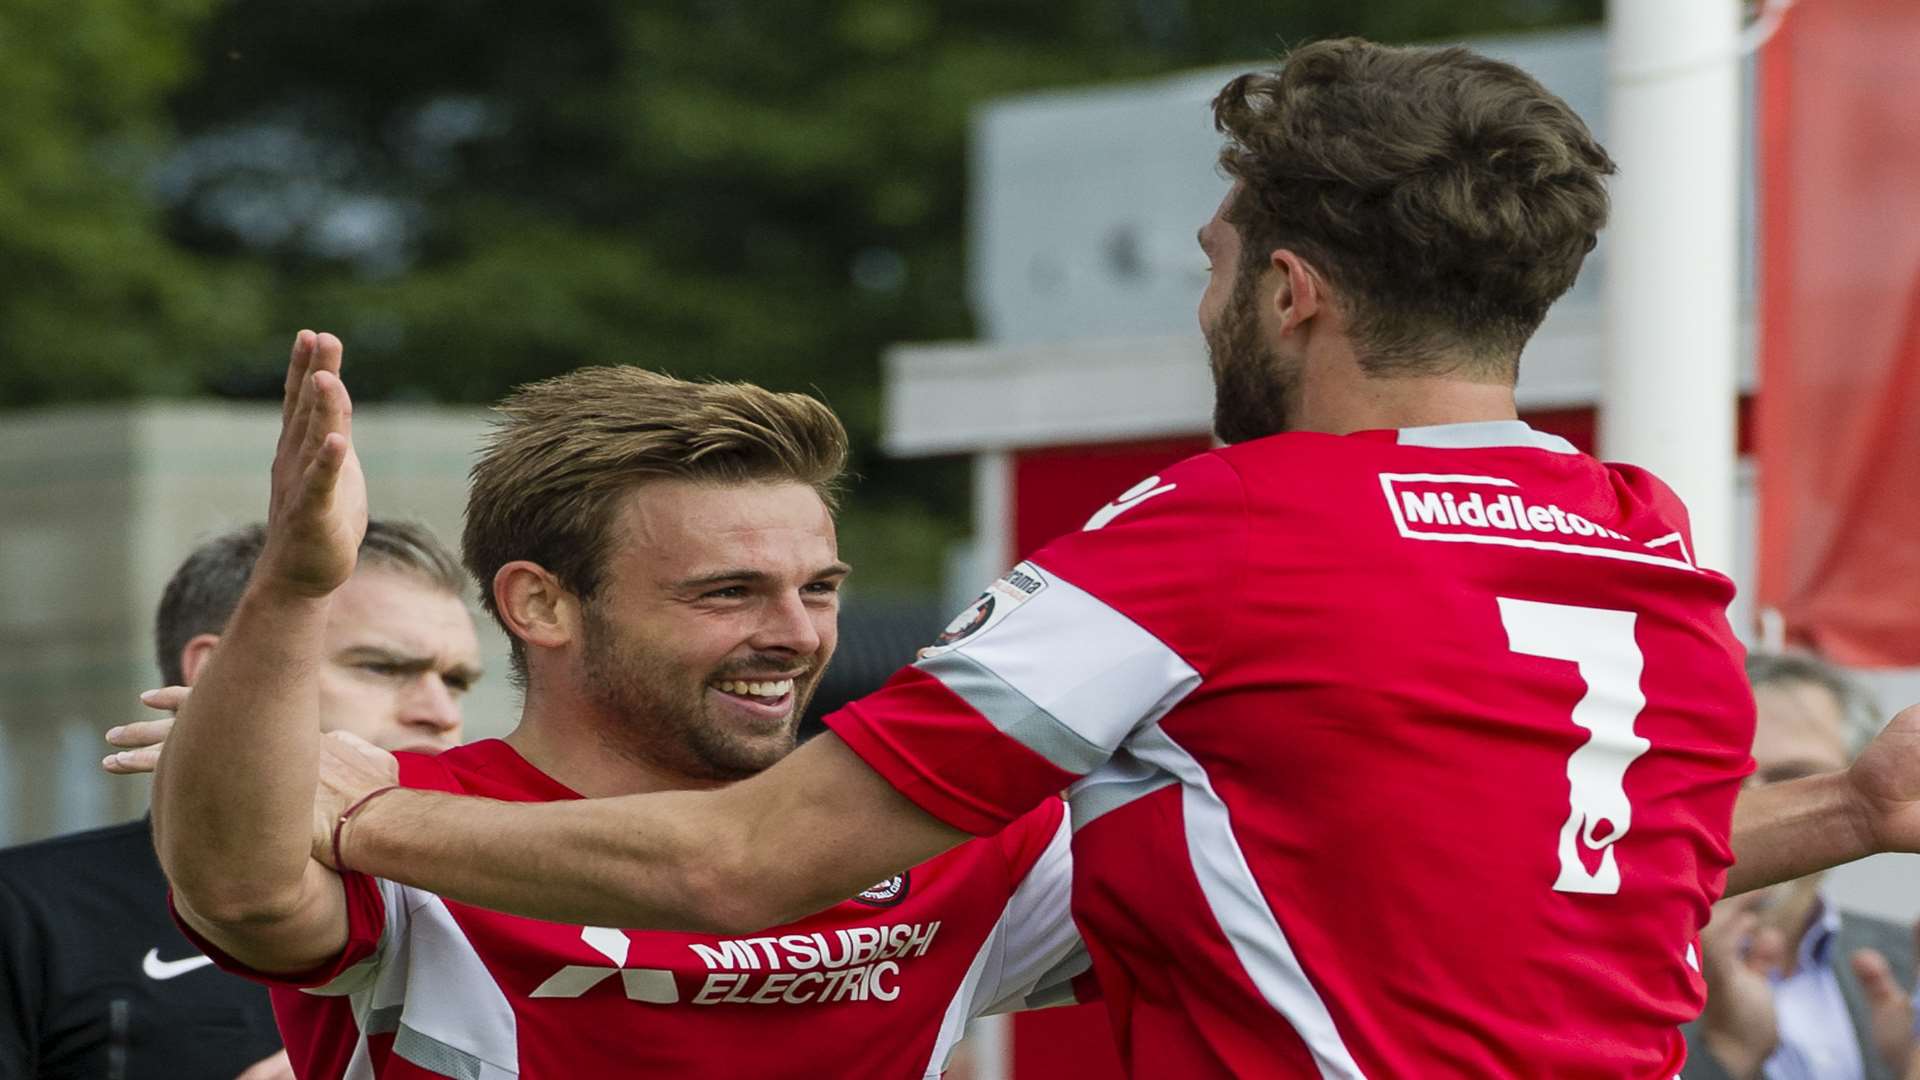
[0,0,267,405]
[2,0,1601,587]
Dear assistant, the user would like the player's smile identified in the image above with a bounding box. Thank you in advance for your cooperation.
[706,674,801,721]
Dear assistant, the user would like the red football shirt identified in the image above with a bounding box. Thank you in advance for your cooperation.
[179,740,1078,1079]
[826,421,1754,1078]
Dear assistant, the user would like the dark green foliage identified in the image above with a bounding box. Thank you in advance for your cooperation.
[0,0,1601,587]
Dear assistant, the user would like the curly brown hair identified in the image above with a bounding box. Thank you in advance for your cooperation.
[1213,38,1616,378]
[463,366,849,682]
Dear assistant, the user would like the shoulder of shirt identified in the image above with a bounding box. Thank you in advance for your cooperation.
[988,797,1067,879]
[1602,457,1687,505]
[1591,458,1696,540]
[394,739,574,801]
[395,742,484,794]
[0,819,155,910]
[1209,430,1395,474]
[1112,445,1247,510]
[0,816,152,872]
[1117,436,1336,516]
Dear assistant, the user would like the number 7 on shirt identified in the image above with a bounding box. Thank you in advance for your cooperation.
[1498,597,1650,896]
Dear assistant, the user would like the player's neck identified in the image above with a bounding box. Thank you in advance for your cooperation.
[507,686,733,799]
[1292,364,1519,436]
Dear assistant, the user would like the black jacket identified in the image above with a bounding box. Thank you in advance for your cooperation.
[0,818,281,1080]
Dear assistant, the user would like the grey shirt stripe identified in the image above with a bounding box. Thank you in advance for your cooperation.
[1070,770,1179,832]
[394,1023,488,1080]
[915,651,1109,774]
[362,1004,403,1037]
[1024,946,1094,1010]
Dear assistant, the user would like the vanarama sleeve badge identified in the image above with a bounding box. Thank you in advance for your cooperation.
[917,562,1049,659]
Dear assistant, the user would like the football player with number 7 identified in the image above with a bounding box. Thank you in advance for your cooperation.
[157,38,1920,1079]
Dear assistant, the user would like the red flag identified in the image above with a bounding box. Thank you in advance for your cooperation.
[1757,0,1920,665]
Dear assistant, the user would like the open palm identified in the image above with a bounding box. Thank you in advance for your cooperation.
[262,331,367,596]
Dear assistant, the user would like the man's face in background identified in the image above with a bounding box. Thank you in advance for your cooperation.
[317,566,482,753]
[1744,676,1854,931]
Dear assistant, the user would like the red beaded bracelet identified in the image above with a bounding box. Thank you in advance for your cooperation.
[331,785,403,873]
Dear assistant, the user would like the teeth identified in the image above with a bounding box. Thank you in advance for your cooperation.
[712,679,794,697]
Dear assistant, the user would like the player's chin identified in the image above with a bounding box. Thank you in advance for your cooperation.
[701,727,801,779]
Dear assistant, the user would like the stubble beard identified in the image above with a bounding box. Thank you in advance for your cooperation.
[1206,271,1298,445]
[578,604,818,782]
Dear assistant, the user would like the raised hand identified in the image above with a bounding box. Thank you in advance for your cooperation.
[1697,890,1786,1079]
[1852,918,1920,1075]
[260,331,367,598]
[99,685,194,774]
[1848,704,1920,856]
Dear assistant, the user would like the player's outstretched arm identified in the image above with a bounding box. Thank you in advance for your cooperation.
[151,330,364,974]
[1726,703,1920,896]
[325,732,970,932]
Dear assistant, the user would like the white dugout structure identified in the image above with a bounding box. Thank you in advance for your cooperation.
[0,404,519,844]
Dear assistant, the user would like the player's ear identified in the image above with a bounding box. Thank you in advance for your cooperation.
[179,634,221,686]
[495,561,581,655]
[1268,248,1325,336]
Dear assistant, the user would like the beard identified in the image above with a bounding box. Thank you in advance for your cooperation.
[577,602,824,782]
[1205,270,1298,444]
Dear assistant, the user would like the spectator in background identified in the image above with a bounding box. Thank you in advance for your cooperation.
[0,520,480,1080]
[1688,653,1919,1080]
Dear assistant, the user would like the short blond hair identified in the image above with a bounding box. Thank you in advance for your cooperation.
[464,366,849,677]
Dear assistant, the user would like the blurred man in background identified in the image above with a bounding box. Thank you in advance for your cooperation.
[1689,654,1919,1080]
[0,520,478,1080]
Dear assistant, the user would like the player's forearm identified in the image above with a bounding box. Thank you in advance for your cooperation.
[338,735,967,933]
[1724,770,1876,896]
[153,583,330,919]
[338,787,757,931]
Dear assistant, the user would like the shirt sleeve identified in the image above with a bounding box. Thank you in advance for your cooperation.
[169,869,393,992]
[0,873,42,1077]
[826,451,1246,834]
[162,755,454,993]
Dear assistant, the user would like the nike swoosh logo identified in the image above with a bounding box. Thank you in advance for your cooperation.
[142,948,216,980]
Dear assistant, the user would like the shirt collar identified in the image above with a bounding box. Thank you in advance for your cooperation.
[1798,892,1844,971]
[1393,420,1579,455]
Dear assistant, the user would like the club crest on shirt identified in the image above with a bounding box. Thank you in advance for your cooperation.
[855,872,910,908]
[918,562,1048,659]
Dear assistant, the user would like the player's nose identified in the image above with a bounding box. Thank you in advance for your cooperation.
[750,592,823,658]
